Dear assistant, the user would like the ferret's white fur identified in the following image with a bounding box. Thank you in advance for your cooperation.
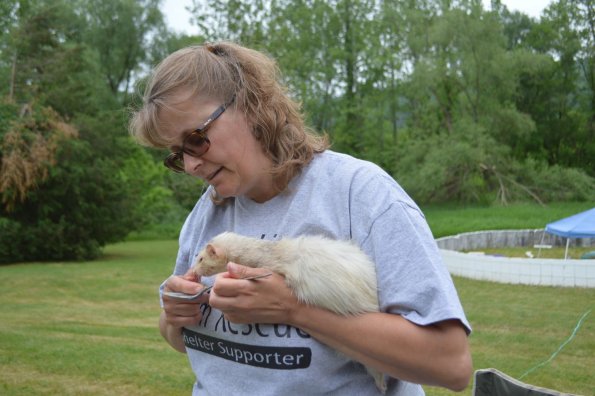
[192,232,379,315]
[192,232,386,392]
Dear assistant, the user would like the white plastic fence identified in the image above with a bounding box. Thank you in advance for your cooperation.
[436,230,595,288]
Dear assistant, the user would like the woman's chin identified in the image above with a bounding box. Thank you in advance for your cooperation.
[212,185,236,199]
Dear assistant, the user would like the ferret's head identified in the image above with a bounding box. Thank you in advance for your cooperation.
[192,243,228,276]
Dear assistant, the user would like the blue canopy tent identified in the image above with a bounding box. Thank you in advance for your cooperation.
[544,208,595,259]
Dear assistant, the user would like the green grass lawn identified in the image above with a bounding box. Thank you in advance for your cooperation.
[1,202,594,395]
[422,201,595,238]
[0,240,194,395]
[425,277,594,396]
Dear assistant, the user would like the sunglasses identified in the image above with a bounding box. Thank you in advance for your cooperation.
[163,95,235,173]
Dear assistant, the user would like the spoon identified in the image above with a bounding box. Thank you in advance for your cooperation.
[162,272,273,300]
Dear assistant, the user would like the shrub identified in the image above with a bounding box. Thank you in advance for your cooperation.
[0,103,147,263]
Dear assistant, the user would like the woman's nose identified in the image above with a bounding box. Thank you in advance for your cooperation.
[183,153,204,175]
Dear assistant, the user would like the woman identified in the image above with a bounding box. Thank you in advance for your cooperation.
[130,41,472,395]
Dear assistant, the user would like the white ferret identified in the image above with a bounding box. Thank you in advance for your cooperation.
[192,232,379,315]
[191,232,386,393]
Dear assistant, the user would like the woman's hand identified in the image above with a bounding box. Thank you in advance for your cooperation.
[208,262,300,325]
[159,270,209,352]
[162,271,209,328]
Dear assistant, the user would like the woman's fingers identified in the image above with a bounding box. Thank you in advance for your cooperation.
[162,274,208,327]
[165,274,203,295]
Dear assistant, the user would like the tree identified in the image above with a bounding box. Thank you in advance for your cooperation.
[569,0,595,174]
[514,0,595,175]
[181,0,594,203]
[0,101,138,262]
[76,0,166,102]
[395,0,594,203]
[0,0,178,263]
[0,101,77,211]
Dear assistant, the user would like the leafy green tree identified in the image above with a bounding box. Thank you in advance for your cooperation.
[180,0,595,204]
[395,0,594,203]
[76,0,166,102]
[510,0,594,175]
[568,0,595,174]
[0,0,179,263]
[0,101,134,262]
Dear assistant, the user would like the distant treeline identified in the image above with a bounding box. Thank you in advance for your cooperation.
[0,0,593,262]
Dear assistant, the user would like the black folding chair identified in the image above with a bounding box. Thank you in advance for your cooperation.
[473,368,578,396]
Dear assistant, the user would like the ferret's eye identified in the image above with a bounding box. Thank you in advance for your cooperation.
[198,257,203,262]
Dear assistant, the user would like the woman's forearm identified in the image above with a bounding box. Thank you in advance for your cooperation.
[288,306,472,391]
[209,266,472,390]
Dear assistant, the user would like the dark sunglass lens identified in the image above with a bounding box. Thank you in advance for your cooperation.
[164,153,185,172]
[183,133,210,157]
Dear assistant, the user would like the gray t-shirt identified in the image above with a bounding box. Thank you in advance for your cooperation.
[165,150,470,395]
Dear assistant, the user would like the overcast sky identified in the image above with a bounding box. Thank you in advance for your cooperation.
[162,0,554,35]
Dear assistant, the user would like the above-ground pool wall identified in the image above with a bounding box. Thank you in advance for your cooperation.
[435,229,595,251]
[436,229,595,288]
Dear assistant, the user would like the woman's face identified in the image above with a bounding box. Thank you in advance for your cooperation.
[159,92,276,202]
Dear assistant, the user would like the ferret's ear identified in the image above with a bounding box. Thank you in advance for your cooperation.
[206,244,217,257]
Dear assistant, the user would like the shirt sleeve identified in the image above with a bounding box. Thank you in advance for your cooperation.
[349,168,471,332]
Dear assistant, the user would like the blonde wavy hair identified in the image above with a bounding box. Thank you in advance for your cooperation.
[129,41,329,200]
